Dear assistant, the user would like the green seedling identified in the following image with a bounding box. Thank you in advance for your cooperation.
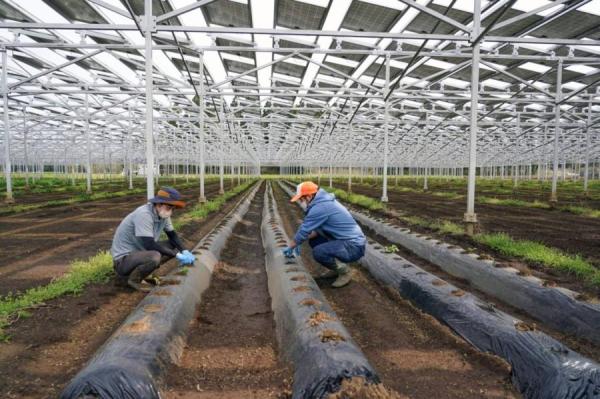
[384,244,399,253]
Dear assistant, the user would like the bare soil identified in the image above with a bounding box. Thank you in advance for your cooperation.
[335,182,600,268]
[0,183,221,296]
[164,184,293,399]
[363,226,600,363]
[273,183,518,399]
[0,184,249,399]
[361,178,600,209]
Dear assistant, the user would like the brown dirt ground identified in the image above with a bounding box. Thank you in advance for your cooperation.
[362,226,600,363]
[375,178,600,209]
[334,182,600,268]
[0,183,251,399]
[164,185,293,399]
[0,183,222,296]
[272,183,518,399]
[297,180,600,359]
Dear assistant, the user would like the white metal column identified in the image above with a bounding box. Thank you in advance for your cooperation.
[464,0,481,231]
[584,100,591,194]
[144,0,155,199]
[127,104,134,189]
[550,59,562,203]
[381,53,390,203]
[23,108,29,189]
[2,47,13,203]
[198,52,206,202]
[85,90,92,194]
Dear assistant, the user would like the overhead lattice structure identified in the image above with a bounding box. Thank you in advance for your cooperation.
[1,0,599,216]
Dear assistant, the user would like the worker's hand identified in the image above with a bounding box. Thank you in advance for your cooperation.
[182,250,196,265]
[176,251,195,265]
[282,246,301,258]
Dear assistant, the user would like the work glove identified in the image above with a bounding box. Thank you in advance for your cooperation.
[182,250,196,265]
[176,251,195,265]
[282,246,301,259]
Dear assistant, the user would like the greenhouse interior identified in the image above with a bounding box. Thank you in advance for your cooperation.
[0,0,599,398]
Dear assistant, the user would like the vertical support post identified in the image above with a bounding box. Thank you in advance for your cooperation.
[127,104,134,189]
[513,113,520,188]
[144,0,155,199]
[85,90,92,194]
[219,117,225,195]
[584,100,591,194]
[2,47,14,203]
[381,53,390,202]
[23,108,29,189]
[329,162,333,188]
[550,59,562,203]
[464,0,481,234]
[543,124,548,181]
[348,99,353,192]
[198,52,206,202]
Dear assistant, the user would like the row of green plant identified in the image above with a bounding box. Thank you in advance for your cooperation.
[0,180,218,216]
[325,178,600,219]
[173,179,256,230]
[0,180,256,341]
[1,176,223,195]
[475,233,600,286]
[324,185,600,289]
[322,186,383,211]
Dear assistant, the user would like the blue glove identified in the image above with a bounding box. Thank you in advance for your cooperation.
[176,251,195,265]
[183,250,196,265]
[282,246,301,258]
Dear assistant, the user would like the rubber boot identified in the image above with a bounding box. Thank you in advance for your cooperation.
[331,261,352,288]
[319,268,338,279]
[114,273,129,288]
[127,268,152,292]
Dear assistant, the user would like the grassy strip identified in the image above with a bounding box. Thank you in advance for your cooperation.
[329,178,600,219]
[0,180,256,341]
[478,196,551,209]
[0,188,146,216]
[325,183,599,288]
[322,186,383,211]
[474,233,600,286]
[0,180,209,216]
[173,179,256,230]
[0,251,113,342]
[559,205,600,219]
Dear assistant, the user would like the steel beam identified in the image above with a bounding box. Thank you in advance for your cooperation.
[2,48,14,203]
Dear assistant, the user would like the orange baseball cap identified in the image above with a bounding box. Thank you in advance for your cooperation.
[290,181,319,202]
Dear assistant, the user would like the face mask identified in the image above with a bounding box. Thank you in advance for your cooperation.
[299,197,310,210]
[158,207,173,219]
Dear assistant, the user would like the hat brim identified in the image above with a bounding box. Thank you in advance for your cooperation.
[290,193,302,203]
[150,198,185,208]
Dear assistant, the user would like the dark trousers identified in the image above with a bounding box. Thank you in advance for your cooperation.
[113,240,175,279]
[308,234,366,270]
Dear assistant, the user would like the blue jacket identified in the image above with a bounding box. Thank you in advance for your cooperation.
[294,189,366,245]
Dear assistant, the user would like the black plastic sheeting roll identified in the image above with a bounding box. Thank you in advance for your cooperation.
[347,206,600,346]
[60,183,260,399]
[361,243,600,399]
[261,183,379,399]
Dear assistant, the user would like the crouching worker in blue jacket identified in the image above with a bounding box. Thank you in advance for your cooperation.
[110,186,196,292]
[283,181,366,288]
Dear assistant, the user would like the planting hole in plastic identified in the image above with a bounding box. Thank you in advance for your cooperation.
[143,304,163,313]
[308,311,336,327]
[320,329,346,343]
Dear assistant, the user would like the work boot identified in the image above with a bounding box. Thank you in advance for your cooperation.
[127,268,152,292]
[331,262,352,288]
[318,268,338,279]
[114,273,129,288]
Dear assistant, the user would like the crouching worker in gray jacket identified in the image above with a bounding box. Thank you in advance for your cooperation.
[110,186,195,292]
